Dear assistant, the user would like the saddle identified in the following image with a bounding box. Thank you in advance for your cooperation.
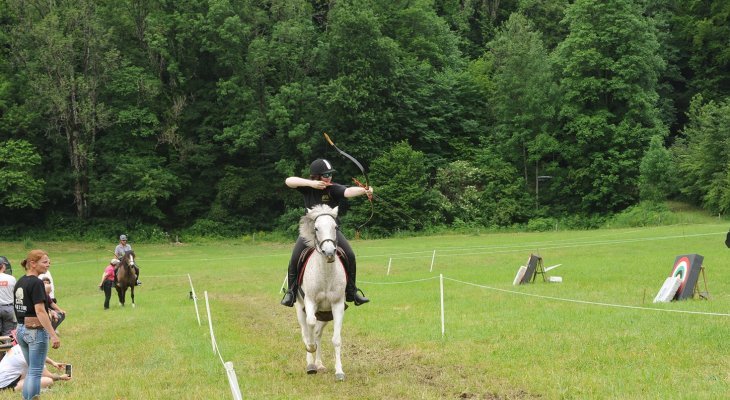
[295,247,350,321]
[296,247,349,286]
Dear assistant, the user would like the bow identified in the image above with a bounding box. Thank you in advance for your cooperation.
[323,132,374,236]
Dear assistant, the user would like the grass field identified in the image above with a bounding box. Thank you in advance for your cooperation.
[0,220,728,399]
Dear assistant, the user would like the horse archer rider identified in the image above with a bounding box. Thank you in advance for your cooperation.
[280,158,371,307]
[114,234,141,286]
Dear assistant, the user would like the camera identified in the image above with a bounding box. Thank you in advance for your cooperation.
[65,364,72,377]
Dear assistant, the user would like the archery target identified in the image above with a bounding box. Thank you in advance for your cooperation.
[520,255,541,284]
[669,254,703,300]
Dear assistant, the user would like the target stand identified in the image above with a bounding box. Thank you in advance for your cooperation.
[520,254,546,284]
[692,265,710,300]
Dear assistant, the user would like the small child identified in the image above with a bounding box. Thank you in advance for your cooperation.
[42,277,66,331]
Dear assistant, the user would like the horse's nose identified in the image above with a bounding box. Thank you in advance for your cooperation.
[326,254,335,263]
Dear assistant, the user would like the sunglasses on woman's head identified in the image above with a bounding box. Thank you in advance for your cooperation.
[321,173,333,178]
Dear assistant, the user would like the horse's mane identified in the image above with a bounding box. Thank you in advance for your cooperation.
[299,205,338,247]
[119,250,136,272]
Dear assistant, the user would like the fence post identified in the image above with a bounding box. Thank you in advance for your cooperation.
[188,274,201,326]
[440,274,445,338]
[225,361,244,400]
[205,291,217,354]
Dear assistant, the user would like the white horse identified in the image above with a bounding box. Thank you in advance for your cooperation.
[294,205,348,381]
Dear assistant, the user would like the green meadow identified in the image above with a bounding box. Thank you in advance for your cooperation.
[0,220,728,399]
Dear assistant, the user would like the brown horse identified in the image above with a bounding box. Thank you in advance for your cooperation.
[116,250,137,307]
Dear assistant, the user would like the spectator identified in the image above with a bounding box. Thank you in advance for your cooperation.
[115,234,141,285]
[37,271,56,304]
[41,277,65,331]
[0,256,12,276]
[0,259,16,337]
[0,344,70,392]
[98,259,118,310]
[14,249,60,400]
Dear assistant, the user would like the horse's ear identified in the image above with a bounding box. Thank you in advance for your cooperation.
[332,206,339,215]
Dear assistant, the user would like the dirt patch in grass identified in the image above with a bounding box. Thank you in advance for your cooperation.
[214,292,541,399]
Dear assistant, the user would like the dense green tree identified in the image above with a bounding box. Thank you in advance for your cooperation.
[554,0,666,213]
[517,0,569,50]
[363,141,440,234]
[434,156,530,227]
[683,0,730,100]
[0,140,44,209]
[8,0,121,218]
[639,135,676,203]
[672,95,730,214]
[487,13,558,202]
[0,0,729,237]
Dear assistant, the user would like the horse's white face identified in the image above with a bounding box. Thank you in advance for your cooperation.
[313,213,338,263]
[128,254,135,266]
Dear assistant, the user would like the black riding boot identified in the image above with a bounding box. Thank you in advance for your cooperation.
[345,261,369,306]
[135,266,142,285]
[280,263,298,307]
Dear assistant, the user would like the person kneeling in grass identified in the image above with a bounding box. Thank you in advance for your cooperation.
[0,344,71,392]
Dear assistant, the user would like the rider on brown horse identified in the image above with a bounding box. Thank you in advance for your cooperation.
[114,234,141,285]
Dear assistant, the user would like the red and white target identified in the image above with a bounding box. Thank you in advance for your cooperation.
[670,256,690,293]
[668,254,703,300]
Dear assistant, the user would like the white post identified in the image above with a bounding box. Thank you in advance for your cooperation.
[387,258,392,275]
[205,291,217,354]
[440,274,445,338]
[224,361,244,400]
[188,274,201,326]
[430,250,436,272]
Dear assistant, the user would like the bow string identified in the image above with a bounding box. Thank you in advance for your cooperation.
[323,132,374,235]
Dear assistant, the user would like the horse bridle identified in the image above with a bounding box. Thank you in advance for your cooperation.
[313,213,338,255]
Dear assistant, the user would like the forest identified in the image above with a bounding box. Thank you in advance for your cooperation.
[0,0,728,240]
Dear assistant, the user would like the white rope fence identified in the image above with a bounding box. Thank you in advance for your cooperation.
[187,274,243,400]
[363,270,730,338]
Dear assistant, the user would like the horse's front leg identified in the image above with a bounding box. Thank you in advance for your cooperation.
[130,286,135,308]
[116,286,125,306]
[331,301,346,381]
[303,300,320,374]
[295,303,316,373]
[314,320,328,372]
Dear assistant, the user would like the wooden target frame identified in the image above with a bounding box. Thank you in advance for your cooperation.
[520,254,546,284]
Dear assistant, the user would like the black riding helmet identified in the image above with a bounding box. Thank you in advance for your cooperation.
[310,159,336,176]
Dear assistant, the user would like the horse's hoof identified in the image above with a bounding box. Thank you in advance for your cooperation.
[306,364,318,374]
[132,304,136,308]
[335,373,345,381]
[317,365,327,372]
